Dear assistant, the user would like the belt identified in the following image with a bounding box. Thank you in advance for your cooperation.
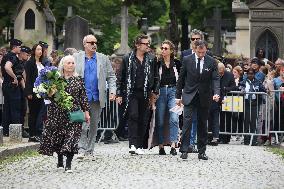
[160,84,176,88]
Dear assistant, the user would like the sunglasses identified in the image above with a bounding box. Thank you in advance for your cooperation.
[140,42,150,46]
[161,47,169,51]
[86,41,97,45]
[191,38,200,41]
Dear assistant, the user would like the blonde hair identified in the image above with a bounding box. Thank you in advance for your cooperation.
[58,55,79,77]
[233,65,243,75]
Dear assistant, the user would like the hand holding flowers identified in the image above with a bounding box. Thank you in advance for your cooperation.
[33,66,73,110]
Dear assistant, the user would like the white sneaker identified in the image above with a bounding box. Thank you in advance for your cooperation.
[129,145,136,154]
[271,137,276,145]
[263,140,271,146]
[135,148,144,155]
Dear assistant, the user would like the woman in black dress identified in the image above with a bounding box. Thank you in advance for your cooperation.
[39,55,90,173]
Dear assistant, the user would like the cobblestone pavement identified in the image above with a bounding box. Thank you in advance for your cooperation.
[0,141,284,189]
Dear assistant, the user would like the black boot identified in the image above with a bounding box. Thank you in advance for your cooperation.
[65,153,74,173]
[57,154,64,168]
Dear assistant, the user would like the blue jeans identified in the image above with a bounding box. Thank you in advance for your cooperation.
[156,87,179,144]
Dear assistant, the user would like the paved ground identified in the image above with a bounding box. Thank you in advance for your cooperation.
[0,141,283,189]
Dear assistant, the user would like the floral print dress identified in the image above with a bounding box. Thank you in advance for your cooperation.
[39,76,90,156]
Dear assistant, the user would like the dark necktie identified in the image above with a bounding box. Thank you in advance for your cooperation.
[197,58,201,74]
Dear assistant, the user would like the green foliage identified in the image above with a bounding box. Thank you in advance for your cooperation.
[268,147,284,159]
[0,0,234,53]
[0,150,39,167]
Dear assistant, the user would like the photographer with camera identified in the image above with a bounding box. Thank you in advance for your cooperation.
[0,39,24,136]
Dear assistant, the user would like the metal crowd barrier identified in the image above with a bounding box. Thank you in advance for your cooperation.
[215,91,269,145]
[97,92,119,143]
[269,90,284,144]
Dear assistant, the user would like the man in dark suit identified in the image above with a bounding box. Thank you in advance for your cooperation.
[176,40,220,160]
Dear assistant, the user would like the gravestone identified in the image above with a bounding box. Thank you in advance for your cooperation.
[64,15,89,50]
[203,7,232,56]
[112,5,136,56]
[0,126,3,145]
[9,124,22,142]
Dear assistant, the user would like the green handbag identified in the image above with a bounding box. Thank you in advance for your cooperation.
[68,110,85,123]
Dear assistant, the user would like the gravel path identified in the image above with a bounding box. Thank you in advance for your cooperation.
[0,141,283,189]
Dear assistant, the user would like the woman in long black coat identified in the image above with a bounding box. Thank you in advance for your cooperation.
[24,43,46,142]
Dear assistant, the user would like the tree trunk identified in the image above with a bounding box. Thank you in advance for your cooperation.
[181,14,189,51]
[169,0,180,52]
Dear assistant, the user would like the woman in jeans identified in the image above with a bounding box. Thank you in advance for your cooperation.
[156,40,181,155]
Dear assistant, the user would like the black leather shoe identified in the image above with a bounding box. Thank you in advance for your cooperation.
[118,136,128,141]
[170,148,177,156]
[198,153,208,160]
[159,148,166,155]
[104,138,119,144]
[188,146,198,153]
[180,152,188,160]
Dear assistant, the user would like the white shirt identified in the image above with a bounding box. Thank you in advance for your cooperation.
[245,80,256,100]
[36,62,44,75]
[194,53,204,74]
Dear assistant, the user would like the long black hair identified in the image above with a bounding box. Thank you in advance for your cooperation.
[30,43,43,63]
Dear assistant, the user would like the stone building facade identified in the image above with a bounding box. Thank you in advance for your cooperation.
[233,0,284,61]
[12,0,56,53]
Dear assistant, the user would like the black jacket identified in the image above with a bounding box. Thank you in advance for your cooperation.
[116,51,159,98]
[176,53,220,108]
[24,58,48,97]
[220,71,236,99]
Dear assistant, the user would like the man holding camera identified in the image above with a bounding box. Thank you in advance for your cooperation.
[0,39,25,136]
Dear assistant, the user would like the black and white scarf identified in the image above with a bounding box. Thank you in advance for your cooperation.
[124,51,151,114]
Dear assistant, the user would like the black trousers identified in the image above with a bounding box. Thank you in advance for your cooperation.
[208,102,220,140]
[127,91,150,148]
[244,101,258,144]
[28,97,44,137]
[2,85,23,135]
[219,111,233,143]
[180,94,208,154]
[115,100,128,138]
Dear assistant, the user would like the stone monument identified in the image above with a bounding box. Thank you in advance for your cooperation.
[64,15,89,50]
[9,124,22,142]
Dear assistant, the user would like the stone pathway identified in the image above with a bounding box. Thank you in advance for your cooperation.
[0,142,283,189]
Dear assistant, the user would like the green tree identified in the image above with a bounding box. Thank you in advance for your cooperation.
[0,0,18,45]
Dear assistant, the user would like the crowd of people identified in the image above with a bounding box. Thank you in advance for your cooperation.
[0,29,284,172]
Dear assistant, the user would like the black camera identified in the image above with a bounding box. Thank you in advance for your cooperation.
[14,69,24,81]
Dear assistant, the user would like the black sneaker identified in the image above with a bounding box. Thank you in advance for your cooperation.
[28,136,40,142]
[57,163,64,169]
[159,148,166,155]
[22,130,30,138]
[170,147,177,156]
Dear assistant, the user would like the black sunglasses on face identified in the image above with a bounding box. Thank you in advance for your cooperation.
[86,41,97,45]
[161,47,169,51]
[191,38,200,41]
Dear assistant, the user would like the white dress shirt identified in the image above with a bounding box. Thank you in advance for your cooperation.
[194,54,204,74]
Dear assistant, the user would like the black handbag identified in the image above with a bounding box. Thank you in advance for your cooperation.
[68,110,85,123]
